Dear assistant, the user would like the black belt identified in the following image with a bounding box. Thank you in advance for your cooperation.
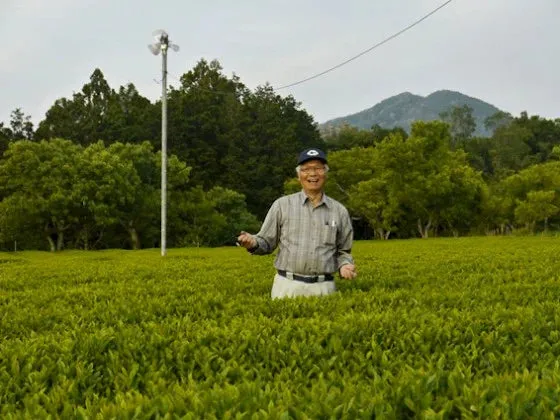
[277,270,334,283]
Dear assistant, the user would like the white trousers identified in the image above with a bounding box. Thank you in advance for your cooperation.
[271,273,336,299]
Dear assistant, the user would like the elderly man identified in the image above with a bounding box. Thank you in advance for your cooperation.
[237,148,357,299]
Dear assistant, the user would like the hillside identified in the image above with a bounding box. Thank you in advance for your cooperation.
[320,90,502,137]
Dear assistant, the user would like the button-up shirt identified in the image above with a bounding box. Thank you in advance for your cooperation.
[251,191,354,275]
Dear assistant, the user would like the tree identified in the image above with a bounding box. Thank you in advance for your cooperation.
[347,178,401,239]
[484,110,513,134]
[29,61,324,223]
[437,163,488,237]
[514,190,558,232]
[460,136,495,179]
[206,186,261,245]
[324,124,408,151]
[0,139,192,250]
[494,161,560,233]
[320,122,486,239]
[71,141,143,250]
[0,139,83,251]
[106,142,165,249]
[489,124,534,179]
[166,59,249,187]
[390,121,453,237]
[36,69,112,144]
[166,59,324,219]
[369,121,484,238]
[236,84,325,217]
[0,194,44,250]
[106,83,159,146]
[35,69,156,146]
[96,141,193,250]
[9,108,34,140]
[319,146,377,203]
[512,112,560,163]
[440,104,476,146]
[460,112,560,182]
[0,122,12,156]
[479,191,515,235]
[168,185,258,247]
[1,109,34,156]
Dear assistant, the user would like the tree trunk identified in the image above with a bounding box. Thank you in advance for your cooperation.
[417,218,432,238]
[47,236,56,252]
[57,232,64,251]
[129,227,141,250]
[375,228,392,240]
[83,230,89,251]
[93,231,104,249]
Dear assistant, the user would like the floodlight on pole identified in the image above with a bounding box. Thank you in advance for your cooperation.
[148,29,179,257]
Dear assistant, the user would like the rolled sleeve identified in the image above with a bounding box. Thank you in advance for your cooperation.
[250,200,281,255]
[336,208,354,269]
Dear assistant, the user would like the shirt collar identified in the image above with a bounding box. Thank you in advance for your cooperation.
[298,190,330,207]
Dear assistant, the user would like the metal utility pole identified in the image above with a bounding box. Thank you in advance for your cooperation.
[149,30,179,256]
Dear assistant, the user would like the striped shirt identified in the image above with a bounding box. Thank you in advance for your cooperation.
[251,191,354,275]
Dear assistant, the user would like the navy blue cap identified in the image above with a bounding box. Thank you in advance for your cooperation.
[297,148,327,165]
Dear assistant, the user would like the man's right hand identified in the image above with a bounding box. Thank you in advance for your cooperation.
[237,231,257,250]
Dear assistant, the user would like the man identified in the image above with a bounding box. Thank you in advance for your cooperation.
[237,148,357,299]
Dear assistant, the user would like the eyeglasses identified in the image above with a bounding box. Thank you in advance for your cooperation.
[300,166,326,174]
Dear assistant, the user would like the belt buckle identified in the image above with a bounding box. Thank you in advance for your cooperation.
[286,272,294,280]
[316,275,325,283]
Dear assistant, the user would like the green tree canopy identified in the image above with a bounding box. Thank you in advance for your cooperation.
[440,104,476,145]
[35,69,157,146]
[324,124,408,151]
[325,121,486,239]
[166,59,324,218]
[0,139,83,251]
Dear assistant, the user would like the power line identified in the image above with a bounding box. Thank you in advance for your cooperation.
[274,0,455,91]
[160,1,455,96]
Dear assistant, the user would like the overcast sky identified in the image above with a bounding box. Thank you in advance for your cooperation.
[1,0,558,128]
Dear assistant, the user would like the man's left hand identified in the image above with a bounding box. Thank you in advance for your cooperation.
[340,264,357,279]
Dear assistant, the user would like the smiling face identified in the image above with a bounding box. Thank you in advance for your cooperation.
[298,159,327,194]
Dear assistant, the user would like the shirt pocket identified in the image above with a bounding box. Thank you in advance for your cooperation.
[320,225,337,245]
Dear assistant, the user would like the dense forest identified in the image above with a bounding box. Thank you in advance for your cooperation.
[1,59,559,250]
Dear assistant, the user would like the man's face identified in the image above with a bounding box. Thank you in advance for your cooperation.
[298,159,327,193]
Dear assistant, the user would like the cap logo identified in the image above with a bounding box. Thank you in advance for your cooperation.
[307,150,319,156]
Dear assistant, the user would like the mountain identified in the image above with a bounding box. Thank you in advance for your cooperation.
[319,90,502,137]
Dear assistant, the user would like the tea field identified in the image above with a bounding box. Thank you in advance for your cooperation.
[1,236,560,418]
